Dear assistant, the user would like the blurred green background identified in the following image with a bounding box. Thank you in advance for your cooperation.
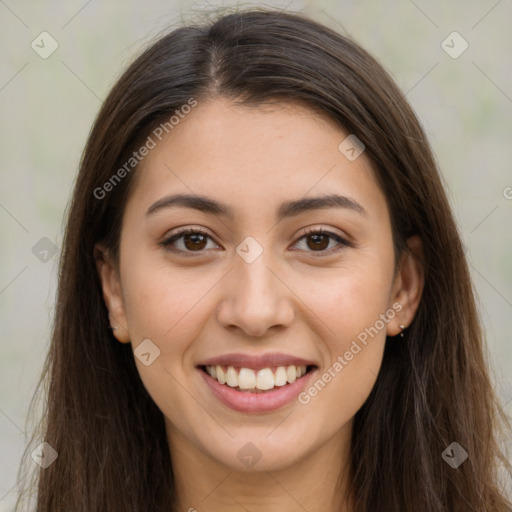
[1,0,511,508]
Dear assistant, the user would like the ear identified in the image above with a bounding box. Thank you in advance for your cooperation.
[386,235,424,337]
[94,244,131,344]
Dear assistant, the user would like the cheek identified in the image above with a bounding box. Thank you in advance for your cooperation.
[118,254,221,406]
[119,255,217,427]
[293,253,394,408]
[295,283,390,434]
[121,250,214,340]
[300,257,394,347]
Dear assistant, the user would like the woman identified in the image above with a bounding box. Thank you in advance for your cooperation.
[14,7,511,512]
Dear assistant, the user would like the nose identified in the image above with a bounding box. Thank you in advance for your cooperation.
[216,250,295,338]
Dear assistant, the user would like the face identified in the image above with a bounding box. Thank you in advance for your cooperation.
[97,97,423,475]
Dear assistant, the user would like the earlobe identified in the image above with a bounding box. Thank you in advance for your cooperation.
[387,235,424,337]
[94,244,131,344]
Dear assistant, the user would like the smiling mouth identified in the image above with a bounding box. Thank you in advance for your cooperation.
[200,364,316,393]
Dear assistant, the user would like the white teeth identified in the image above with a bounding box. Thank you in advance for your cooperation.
[238,368,256,389]
[256,368,274,390]
[274,366,287,386]
[216,365,226,384]
[226,366,238,387]
[286,365,297,384]
[205,364,308,390]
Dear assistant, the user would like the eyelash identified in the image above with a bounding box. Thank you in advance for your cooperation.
[160,226,351,257]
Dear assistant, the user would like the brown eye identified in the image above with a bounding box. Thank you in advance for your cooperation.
[305,233,330,251]
[161,228,219,254]
[182,233,208,251]
[293,228,349,255]
[161,227,349,256]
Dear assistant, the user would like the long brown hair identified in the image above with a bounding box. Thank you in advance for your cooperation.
[13,7,511,511]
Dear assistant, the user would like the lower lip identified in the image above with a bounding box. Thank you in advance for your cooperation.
[199,368,317,413]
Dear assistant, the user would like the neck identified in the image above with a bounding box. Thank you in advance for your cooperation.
[167,422,354,512]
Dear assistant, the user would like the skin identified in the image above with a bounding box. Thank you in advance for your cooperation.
[96,97,424,512]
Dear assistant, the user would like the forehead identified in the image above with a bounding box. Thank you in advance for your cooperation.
[124,97,388,223]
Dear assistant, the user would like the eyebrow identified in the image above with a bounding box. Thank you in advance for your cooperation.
[145,193,368,220]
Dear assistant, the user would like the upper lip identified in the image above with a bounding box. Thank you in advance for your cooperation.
[197,352,318,370]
